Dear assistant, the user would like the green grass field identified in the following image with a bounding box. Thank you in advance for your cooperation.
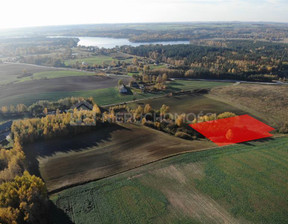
[0,87,159,107]
[167,80,232,91]
[18,70,94,82]
[51,137,288,224]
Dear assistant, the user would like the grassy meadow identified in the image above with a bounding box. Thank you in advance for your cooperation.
[51,137,288,224]
[167,79,232,91]
[18,70,94,82]
[0,87,159,107]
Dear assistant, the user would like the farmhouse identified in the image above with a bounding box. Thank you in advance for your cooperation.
[119,84,128,94]
[71,101,93,111]
[129,81,139,89]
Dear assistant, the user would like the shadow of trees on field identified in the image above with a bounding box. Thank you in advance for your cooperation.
[49,201,74,224]
[239,137,275,146]
[23,123,130,178]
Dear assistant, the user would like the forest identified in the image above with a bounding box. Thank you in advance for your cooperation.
[122,40,288,81]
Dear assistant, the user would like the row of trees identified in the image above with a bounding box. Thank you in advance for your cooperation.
[0,97,95,118]
[109,102,237,140]
[11,106,103,144]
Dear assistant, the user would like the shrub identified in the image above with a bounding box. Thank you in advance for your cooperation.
[175,131,192,139]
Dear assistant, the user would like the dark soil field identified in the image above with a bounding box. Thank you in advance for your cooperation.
[23,124,214,192]
[0,63,62,84]
[51,137,288,224]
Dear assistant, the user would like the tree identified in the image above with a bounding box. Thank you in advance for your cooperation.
[132,57,138,66]
[143,65,150,73]
[9,105,15,113]
[134,106,144,120]
[144,104,153,114]
[176,114,185,127]
[156,75,162,83]
[217,112,236,119]
[16,104,27,113]
[162,73,168,82]
[92,104,101,115]
[118,79,123,86]
[43,108,48,116]
[1,106,8,114]
[0,171,48,224]
[160,104,169,116]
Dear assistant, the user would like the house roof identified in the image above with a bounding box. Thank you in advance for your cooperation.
[71,101,93,110]
[0,131,10,143]
[0,121,12,133]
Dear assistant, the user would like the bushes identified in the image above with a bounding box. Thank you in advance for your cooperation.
[175,131,192,139]
[0,140,26,184]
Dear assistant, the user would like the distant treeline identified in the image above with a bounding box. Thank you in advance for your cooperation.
[57,23,288,42]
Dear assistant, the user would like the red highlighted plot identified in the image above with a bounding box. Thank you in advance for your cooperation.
[190,115,274,146]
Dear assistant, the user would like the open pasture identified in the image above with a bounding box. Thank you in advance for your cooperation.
[18,70,95,82]
[167,79,231,91]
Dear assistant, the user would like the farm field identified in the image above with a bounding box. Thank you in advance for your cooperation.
[0,63,63,84]
[167,79,232,91]
[18,70,94,82]
[0,75,131,107]
[64,55,133,66]
[0,86,159,107]
[24,123,214,192]
[51,137,288,224]
[0,79,231,108]
[209,84,288,129]
[128,94,246,116]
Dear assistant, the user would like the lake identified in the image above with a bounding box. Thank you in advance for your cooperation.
[49,36,190,48]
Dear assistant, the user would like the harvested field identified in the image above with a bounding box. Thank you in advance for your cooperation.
[128,94,247,116]
[209,84,288,129]
[24,124,214,192]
